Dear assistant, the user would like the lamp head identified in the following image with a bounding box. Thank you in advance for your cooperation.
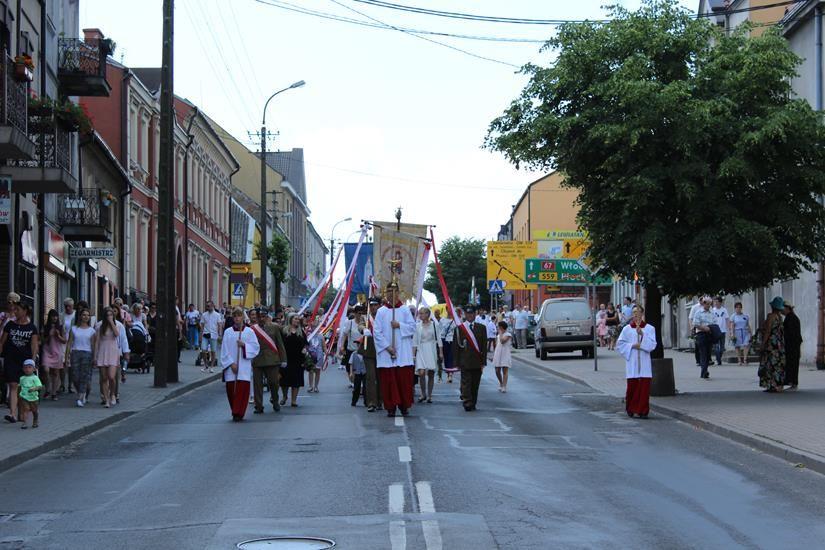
[290,80,306,89]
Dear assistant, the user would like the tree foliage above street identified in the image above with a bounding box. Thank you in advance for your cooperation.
[255,233,290,286]
[486,0,825,297]
[424,237,488,308]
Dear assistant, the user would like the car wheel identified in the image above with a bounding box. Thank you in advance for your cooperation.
[540,348,548,360]
[581,349,588,358]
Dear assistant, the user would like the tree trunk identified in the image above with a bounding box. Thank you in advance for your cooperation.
[645,284,665,360]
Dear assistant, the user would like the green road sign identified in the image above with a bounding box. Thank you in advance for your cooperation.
[524,258,612,286]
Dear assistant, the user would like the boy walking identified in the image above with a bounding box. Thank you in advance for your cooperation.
[18,359,42,429]
[349,337,368,407]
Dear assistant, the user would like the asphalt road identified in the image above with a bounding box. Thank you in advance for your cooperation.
[1,353,825,550]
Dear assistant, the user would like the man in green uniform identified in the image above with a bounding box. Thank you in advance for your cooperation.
[359,298,382,412]
[453,305,488,412]
[251,309,286,413]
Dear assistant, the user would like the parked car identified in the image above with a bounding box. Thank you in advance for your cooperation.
[526,314,537,347]
[534,298,595,360]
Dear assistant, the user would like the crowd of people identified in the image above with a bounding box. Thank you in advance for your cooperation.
[3,286,806,429]
[210,290,522,421]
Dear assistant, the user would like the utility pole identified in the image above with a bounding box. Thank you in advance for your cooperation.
[155,0,175,387]
[260,126,269,307]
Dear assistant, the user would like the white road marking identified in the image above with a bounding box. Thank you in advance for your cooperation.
[390,520,407,550]
[395,416,405,427]
[389,483,405,514]
[416,482,443,550]
[415,481,435,513]
[398,446,412,463]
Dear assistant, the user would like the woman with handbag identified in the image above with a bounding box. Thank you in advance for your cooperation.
[413,307,442,403]
[279,313,308,407]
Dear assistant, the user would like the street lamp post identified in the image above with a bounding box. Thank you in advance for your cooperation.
[260,80,305,307]
[330,217,352,268]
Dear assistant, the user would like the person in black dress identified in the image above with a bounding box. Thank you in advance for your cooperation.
[279,313,307,407]
[783,303,802,390]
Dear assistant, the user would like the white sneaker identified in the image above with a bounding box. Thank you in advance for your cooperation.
[76,399,84,408]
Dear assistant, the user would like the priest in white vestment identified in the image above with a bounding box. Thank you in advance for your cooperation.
[373,289,417,417]
[616,305,657,418]
[220,307,260,421]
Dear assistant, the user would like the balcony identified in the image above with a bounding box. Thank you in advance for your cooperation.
[57,38,112,97]
[7,108,77,194]
[57,188,112,242]
[0,55,35,160]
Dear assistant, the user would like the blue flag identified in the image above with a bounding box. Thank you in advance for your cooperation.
[344,242,374,304]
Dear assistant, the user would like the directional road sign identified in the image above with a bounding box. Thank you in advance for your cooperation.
[525,258,612,286]
[486,241,538,291]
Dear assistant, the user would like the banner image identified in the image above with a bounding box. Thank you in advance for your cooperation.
[372,221,428,301]
[344,242,374,304]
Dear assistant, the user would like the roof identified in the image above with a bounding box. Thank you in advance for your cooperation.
[130,68,161,93]
[259,149,307,204]
[779,0,817,34]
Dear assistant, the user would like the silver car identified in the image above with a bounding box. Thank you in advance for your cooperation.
[534,298,595,360]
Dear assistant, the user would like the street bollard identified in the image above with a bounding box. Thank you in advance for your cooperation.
[650,358,676,396]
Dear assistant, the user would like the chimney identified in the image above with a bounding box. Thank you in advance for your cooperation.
[83,28,105,43]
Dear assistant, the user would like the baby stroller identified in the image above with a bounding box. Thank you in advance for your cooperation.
[127,325,150,374]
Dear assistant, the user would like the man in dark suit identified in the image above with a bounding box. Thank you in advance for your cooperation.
[359,298,382,412]
[783,303,802,390]
[453,305,488,412]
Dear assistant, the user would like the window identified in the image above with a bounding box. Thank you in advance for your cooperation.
[543,301,590,322]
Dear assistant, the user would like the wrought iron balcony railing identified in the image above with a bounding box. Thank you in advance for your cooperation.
[0,54,28,134]
[57,38,112,97]
[57,188,112,242]
[13,110,73,173]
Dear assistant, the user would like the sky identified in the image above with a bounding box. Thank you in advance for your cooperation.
[79,0,694,259]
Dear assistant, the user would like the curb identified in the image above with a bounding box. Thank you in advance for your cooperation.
[0,373,221,474]
[518,354,825,476]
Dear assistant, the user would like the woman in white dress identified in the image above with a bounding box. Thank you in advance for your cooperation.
[414,307,442,403]
[493,321,513,392]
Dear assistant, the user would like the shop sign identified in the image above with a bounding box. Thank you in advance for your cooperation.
[69,248,115,259]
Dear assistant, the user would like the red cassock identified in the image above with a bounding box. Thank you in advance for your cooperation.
[625,378,651,417]
[226,381,251,418]
[379,366,414,412]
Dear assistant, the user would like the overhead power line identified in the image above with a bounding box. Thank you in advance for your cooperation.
[252,0,547,43]
[327,0,522,68]
[353,0,806,23]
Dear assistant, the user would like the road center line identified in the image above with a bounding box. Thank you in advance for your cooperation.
[395,416,405,427]
[389,483,405,514]
[398,446,412,463]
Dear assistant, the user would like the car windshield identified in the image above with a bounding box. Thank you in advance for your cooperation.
[543,302,590,322]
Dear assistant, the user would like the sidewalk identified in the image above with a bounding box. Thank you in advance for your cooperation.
[0,350,219,473]
[516,347,825,475]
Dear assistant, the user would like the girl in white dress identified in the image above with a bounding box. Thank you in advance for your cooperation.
[493,321,513,392]
[414,307,442,403]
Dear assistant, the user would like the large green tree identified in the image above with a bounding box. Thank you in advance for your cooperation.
[486,0,825,352]
[255,233,290,307]
[424,237,488,309]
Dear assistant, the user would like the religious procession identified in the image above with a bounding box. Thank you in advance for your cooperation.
[215,219,513,421]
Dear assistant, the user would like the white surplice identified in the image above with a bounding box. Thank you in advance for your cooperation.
[616,323,657,379]
[373,304,416,368]
[220,326,260,382]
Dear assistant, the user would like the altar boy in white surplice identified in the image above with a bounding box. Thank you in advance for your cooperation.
[220,307,260,422]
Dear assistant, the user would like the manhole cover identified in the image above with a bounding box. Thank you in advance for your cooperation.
[237,537,335,549]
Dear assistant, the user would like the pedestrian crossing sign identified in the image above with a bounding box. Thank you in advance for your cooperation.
[232,283,245,298]
[488,279,505,295]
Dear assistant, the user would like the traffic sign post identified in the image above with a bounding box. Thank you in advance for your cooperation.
[488,279,505,295]
[232,283,245,298]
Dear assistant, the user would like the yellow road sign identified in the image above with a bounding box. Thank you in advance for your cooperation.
[487,241,538,291]
[561,238,589,259]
